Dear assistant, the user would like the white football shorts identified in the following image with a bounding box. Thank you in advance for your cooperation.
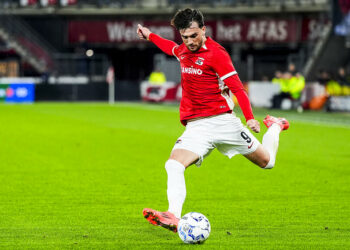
[172,113,260,167]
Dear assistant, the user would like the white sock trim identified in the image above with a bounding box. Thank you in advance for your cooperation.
[166,159,185,172]
[262,123,281,169]
[165,159,186,219]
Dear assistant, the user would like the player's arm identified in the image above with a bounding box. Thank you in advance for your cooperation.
[223,75,260,133]
[137,24,178,56]
[211,49,260,133]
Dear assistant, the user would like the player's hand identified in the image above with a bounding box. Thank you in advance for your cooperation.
[137,24,151,40]
[247,119,260,133]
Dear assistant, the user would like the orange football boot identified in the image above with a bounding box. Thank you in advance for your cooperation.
[263,115,289,131]
[142,208,179,233]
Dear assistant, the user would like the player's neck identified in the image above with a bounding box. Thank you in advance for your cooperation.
[202,36,207,48]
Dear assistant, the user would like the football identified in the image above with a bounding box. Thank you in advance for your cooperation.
[177,212,211,244]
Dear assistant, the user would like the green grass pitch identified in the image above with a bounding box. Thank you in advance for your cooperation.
[0,102,349,249]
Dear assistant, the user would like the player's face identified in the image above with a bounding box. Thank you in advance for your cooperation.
[180,22,206,52]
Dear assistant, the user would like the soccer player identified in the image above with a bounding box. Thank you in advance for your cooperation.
[137,8,289,233]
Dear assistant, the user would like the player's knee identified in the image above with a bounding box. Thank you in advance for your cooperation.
[260,155,274,169]
[168,149,199,168]
[258,158,269,168]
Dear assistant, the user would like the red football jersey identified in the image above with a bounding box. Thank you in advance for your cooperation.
[149,34,254,126]
[173,37,238,124]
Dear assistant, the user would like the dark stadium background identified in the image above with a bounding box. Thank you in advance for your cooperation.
[1,1,350,248]
[0,0,348,104]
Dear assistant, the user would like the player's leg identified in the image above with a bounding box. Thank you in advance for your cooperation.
[143,149,200,232]
[243,144,271,168]
[244,115,289,168]
[166,149,198,217]
[164,123,214,219]
[143,121,214,232]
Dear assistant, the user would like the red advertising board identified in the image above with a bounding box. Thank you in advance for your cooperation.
[69,21,176,43]
[209,19,298,43]
[301,18,330,41]
[68,18,326,44]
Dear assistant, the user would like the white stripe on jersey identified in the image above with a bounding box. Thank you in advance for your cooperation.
[172,46,180,61]
[218,78,234,110]
[220,71,237,81]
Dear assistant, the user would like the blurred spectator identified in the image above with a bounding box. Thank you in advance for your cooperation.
[310,67,350,111]
[271,64,305,109]
[290,72,305,100]
[326,79,342,96]
[317,69,331,86]
[75,34,88,54]
[317,68,349,96]
[271,71,291,109]
[272,70,288,92]
[336,67,350,95]
[287,62,297,76]
[143,69,167,101]
[75,34,89,75]
[148,69,166,85]
[272,70,283,82]
[336,67,348,85]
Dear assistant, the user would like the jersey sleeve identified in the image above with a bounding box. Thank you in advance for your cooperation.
[211,48,254,121]
[211,47,237,82]
[149,33,179,58]
[225,75,255,122]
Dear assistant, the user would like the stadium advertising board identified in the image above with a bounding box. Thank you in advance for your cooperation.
[301,18,330,41]
[0,82,35,103]
[211,20,297,42]
[0,84,8,102]
[69,18,325,44]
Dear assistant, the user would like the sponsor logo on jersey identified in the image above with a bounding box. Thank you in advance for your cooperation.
[195,57,204,65]
[180,56,185,60]
[181,66,203,75]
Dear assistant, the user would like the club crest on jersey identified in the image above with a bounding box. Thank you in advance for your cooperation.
[195,57,204,66]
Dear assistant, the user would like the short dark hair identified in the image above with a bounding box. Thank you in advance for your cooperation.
[171,8,204,31]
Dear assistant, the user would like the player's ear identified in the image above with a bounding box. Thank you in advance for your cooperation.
[202,26,206,36]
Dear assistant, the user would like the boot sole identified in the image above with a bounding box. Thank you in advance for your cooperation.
[143,210,177,233]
